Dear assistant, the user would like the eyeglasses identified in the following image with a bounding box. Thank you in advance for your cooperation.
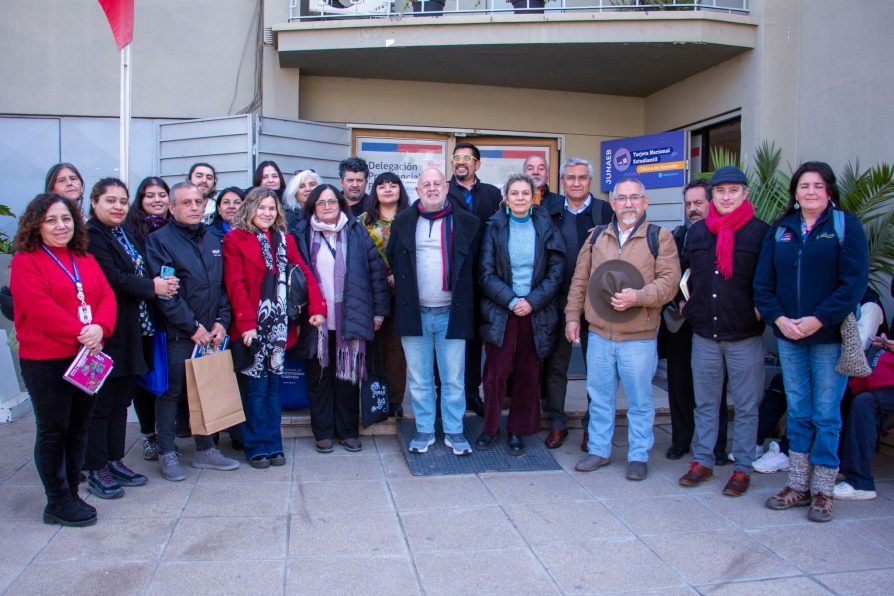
[613,194,644,204]
[451,155,478,163]
[316,198,339,207]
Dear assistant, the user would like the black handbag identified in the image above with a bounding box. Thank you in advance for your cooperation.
[0,285,13,321]
[286,263,308,320]
[360,371,389,429]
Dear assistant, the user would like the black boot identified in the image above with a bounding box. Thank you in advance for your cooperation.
[44,497,97,527]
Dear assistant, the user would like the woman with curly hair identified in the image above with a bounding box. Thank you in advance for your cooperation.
[11,194,117,526]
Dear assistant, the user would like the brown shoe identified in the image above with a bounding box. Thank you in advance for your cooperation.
[807,493,833,522]
[722,470,750,497]
[545,429,568,449]
[580,431,589,453]
[765,486,810,510]
[679,461,713,487]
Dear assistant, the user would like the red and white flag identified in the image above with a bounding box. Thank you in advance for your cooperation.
[98,0,134,51]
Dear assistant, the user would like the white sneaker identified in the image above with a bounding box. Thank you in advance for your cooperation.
[755,444,765,460]
[752,441,790,473]
[834,481,877,500]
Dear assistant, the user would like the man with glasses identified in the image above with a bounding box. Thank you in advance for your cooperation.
[387,168,481,456]
[446,142,501,416]
[542,158,612,450]
[565,177,680,480]
[145,182,239,481]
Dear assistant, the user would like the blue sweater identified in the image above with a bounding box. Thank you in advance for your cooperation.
[508,215,535,308]
[753,207,868,345]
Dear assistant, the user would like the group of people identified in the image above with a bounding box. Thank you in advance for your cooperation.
[8,145,892,529]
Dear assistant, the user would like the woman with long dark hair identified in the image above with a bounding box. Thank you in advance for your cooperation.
[11,194,116,526]
[358,172,411,416]
[755,161,869,522]
[253,160,285,200]
[84,179,178,498]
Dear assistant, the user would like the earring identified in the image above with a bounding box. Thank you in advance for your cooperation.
[505,205,510,215]
[794,201,800,210]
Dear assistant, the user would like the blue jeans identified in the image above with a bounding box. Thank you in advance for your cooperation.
[585,332,657,462]
[401,308,466,435]
[777,339,848,467]
[240,372,283,460]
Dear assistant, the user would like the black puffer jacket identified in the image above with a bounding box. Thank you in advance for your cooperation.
[290,215,389,357]
[144,220,231,340]
[479,206,565,359]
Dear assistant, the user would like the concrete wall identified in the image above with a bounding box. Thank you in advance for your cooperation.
[0,0,259,118]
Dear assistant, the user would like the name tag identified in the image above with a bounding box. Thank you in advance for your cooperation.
[78,305,93,324]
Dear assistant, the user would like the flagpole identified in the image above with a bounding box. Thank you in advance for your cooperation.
[119,43,131,187]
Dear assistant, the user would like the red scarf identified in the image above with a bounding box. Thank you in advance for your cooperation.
[705,200,754,280]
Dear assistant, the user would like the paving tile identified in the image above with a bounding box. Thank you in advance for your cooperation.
[2,461,41,486]
[503,500,632,545]
[839,517,894,551]
[400,506,524,553]
[573,461,690,499]
[603,495,733,535]
[479,471,590,505]
[35,518,174,562]
[415,548,558,595]
[387,475,494,511]
[288,511,406,558]
[373,435,403,455]
[292,479,393,514]
[293,453,384,482]
[828,495,894,521]
[0,565,23,593]
[5,561,154,595]
[814,568,894,595]
[534,539,685,593]
[643,531,799,584]
[87,484,192,519]
[751,524,894,573]
[0,485,50,521]
[285,556,419,595]
[183,482,290,517]
[698,576,832,594]
[164,516,288,561]
[0,521,57,564]
[147,560,286,595]
[696,491,812,530]
[380,453,414,478]
[192,459,293,484]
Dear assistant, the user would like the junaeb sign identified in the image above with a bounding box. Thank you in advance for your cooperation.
[600,130,686,192]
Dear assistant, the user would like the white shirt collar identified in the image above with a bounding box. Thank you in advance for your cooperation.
[564,194,592,215]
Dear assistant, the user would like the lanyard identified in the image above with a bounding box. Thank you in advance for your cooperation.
[41,244,86,305]
[113,227,143,270]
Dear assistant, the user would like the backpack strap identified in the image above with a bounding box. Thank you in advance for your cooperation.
[588,224,608,249]
[589,223,659,259]
[832,209,845,246]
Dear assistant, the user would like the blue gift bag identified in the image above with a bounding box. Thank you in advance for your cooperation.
[279,353,309,409]
[136,331,168,397]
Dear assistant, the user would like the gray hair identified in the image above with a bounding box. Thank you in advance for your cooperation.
[168,181,201,204]
[612,176,646,199]
[503,173,536,199]
[283,169,323,209]
[559,157,593,179]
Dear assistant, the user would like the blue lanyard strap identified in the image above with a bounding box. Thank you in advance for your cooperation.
[41,244,86,304]
[113,227,143,271]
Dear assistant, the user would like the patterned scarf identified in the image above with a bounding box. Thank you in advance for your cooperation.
[242,230,288,378]
[705,199,754,280]
[416,200,455,291]
[309,213,366,384]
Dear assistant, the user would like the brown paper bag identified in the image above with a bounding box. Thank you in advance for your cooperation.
[185,350,246,435]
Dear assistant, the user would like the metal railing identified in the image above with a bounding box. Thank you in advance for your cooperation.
[288,0,749,22]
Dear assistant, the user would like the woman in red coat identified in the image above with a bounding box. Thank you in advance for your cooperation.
[11,194,117,526]
[223,187,326,468]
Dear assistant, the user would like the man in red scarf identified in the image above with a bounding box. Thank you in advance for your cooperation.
[677,166,769,497]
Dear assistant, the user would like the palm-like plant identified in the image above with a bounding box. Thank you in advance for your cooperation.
[838,162,894,293]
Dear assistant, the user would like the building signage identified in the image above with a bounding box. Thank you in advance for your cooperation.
[476,145,549,189]
[600,130,686,192]
[357,138,447,203]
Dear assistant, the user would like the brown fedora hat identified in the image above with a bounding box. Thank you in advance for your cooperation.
[587,259,646,323]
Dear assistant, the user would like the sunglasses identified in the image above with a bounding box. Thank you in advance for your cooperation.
[451,155,478,163]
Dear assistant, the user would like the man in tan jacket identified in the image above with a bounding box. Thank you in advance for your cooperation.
[565,176,680,480]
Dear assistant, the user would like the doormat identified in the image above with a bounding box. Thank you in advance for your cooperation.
[398,415,562,476]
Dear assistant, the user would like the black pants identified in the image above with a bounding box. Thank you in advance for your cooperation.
[85,375,137,470]
[757,372,789,453]
[21,357,97,505]
[132,385,156,435]
[542,314,589,431]
[306,330,359,441]
[660,322,728,453]
[156,338,213,454]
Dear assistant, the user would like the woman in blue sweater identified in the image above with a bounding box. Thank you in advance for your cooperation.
[754,161,868,522]
[477,173,565,456]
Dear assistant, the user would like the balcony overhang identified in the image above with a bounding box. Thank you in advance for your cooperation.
[274,12,756,96]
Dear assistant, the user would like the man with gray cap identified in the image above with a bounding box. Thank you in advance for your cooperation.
[677,166,769,497]
[565,176,680,480]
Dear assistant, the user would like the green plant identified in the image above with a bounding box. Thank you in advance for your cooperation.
[0,204,15,254]
[838,162,894,293]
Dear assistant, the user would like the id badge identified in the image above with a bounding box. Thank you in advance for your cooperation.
[78,305,93,324]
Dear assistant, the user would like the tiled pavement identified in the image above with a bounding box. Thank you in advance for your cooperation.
[1,411,894,595]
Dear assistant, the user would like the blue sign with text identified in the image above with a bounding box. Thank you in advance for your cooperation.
[600,130,687,192]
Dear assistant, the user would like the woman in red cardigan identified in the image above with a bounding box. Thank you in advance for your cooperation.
[11,194,117,527]
[223,187,326,468]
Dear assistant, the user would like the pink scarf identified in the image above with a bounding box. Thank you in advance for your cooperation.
[705,200,754,280]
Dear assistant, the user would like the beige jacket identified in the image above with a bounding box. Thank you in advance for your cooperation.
[565,219,681,341]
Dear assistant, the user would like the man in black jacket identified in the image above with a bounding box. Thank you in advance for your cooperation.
[523,154,561,206]
[446,142,501,415]
[542,157,612,449]
[339,157,370,218]
[677,167,769,497]
[145,182,239,481]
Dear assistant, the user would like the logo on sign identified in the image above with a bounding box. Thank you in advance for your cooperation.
[613,148,632,172]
